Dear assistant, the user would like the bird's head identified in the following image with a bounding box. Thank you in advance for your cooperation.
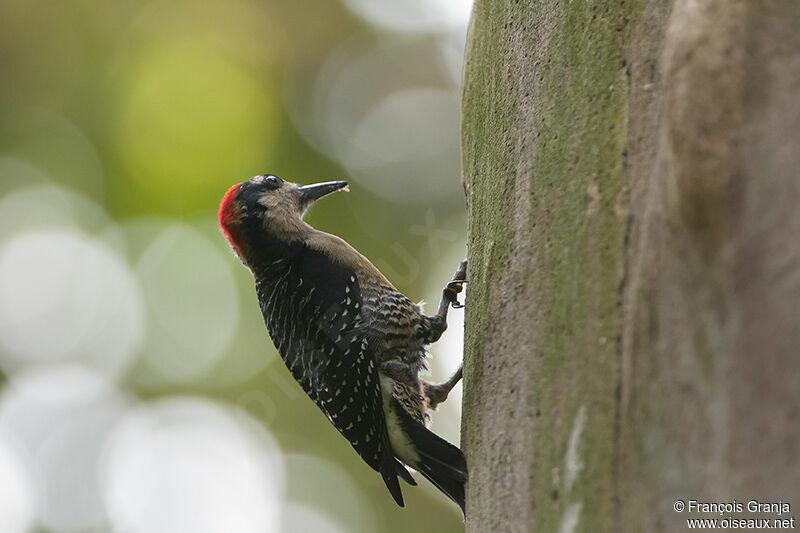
[218,174,348,265]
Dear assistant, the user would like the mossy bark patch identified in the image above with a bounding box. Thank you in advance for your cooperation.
[462,1,800,531]
[461,1,633,530]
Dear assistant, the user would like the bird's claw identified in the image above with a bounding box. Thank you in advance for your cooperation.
[445,280,466,308]
[439,259,468,311]
[447,278,466,292]
[445,258,467,308]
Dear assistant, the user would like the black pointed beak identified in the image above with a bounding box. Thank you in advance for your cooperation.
[298,181,349,203]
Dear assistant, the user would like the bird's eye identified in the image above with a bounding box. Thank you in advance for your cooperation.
[264,175,282,189]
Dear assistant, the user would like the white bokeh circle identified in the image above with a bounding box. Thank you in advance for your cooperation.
[101,397,284,533]
[0,430,35,533]
[0,228,145,377]
[0,364,132,532]
[135,223,239,383]
[286,38,464,205]
[341,87,461,203]
[0,185,113,250]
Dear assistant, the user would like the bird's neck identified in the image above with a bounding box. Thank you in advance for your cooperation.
[238,218,305,272]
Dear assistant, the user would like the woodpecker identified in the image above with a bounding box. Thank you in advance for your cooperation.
[218,174,468,514]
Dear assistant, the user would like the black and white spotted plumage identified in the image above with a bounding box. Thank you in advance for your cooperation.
[254,244,407,505]
[219,174,467,514]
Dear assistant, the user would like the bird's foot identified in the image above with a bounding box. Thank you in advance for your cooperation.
[443,259,468,309]
[424,366,463,410]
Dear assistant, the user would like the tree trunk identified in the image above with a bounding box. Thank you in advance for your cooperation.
[460,1,800,531]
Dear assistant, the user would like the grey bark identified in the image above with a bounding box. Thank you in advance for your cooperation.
[460,1,800,531]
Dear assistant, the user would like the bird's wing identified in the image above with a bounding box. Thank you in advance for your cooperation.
[258,244,405,505]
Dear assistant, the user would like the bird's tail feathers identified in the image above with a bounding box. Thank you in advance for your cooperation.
[393,402,468,517]
[416,455,466,518]
[395,458,417,486]
[380,448,405,507]
[377,428,419,508]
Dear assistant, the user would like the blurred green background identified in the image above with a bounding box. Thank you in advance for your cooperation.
[0,0,471,531]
